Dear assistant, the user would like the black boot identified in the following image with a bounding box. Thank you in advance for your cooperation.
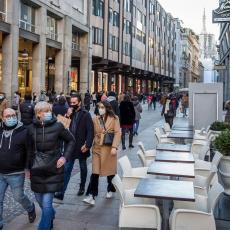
[129,133,134,148]
[28,203,36,223]
[77,185,85,196]
[122,133,126,150]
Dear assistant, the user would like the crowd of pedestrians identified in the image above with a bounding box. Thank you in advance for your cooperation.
[0,88,190,230]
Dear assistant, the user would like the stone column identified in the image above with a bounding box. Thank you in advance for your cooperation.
[55,18,65,94]
[1,0,19,102]
[79,33,89,93]
[62,16,72,94]
[32,7,46,94]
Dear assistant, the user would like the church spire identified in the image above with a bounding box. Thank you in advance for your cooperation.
[202,8,207,34]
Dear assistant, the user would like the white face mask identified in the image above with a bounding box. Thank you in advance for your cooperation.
[99,108,106,116]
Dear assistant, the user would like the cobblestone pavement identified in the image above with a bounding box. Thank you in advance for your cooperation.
[3,103,163,226]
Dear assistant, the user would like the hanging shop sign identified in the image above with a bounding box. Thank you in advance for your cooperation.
[213,0,230,23]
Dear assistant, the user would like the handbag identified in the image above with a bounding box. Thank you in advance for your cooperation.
[31,129,62,176]
[57,114,71,129]
[100,117,114,146]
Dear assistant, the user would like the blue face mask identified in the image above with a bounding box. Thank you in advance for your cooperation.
[4,117,18,127]
[43,112,52,122]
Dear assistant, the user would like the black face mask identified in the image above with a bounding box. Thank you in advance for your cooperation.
[71,104,79,110]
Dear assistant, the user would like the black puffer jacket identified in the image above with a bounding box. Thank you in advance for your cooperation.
[0,122,29,174]
[20,101,34,125]
[119,101,135,125]
[28,116,75,193]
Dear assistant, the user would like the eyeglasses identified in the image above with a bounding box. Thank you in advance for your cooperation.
[5,114,17,119]
[98,106,105,109]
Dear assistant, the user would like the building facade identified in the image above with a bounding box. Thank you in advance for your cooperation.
[90,0,181,94]
[180,28,200,88]
[217,18,230,102]
[0,0,90,101]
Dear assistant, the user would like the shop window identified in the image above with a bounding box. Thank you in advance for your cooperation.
[70,68,78,91]
[20,3,35,33]
[47,15,58,41]
[0,0,6,22]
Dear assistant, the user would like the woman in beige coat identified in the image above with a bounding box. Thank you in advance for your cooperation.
[84,101,121,205]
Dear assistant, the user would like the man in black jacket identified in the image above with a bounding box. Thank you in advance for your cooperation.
[20,94,34,126]
[0,108,36,230]
[55,93,94,200]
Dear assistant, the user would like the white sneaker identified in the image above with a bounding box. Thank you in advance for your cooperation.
[106,192,113,199]
[83,195,95,205]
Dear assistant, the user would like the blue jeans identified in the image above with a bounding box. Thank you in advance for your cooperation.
[62,158,87,194]
[62,160,75,194]
[34,193,55,230]
[133,120,140,134]
[0,173,34,227]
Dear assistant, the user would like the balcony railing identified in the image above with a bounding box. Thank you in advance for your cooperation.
[19,20,35,33]
[0,11,6,22]
[47,31,58,41]
[72,42,80,51]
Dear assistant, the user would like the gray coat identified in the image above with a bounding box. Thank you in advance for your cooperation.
[133,101,142,121]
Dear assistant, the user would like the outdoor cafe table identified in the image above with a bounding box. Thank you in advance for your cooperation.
[155,151,195,163]
[172,124,194,129]
[134,178,195,230]
[167,131,194,140]
[147,162,195,178]
[172,126,194,131]
[156,143,191,152]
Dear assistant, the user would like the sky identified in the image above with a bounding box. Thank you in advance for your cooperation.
[158,0,220,38]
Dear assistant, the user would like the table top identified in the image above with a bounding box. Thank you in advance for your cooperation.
[172,127,194,131]
[134,178,195,201]
[172,124,194,129]
[156,143,191,152]
[155,151,195,163]
[148,162,195,178]
[168,132,194,139]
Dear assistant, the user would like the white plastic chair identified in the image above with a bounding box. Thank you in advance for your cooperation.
[194,166,217,196]
[118,156,148,190]
[195,151,223,177]
[191,140,210,160]
[170,182,224,230]
[162,122,171,134]
[137,150,154,167]
[137,141,156,160]
[155,128,175,144]
[112,175,162,230]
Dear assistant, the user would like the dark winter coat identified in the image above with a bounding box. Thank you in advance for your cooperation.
[28,116,75,193]
[0,122,29,174]
[69,107,94,160]
[20,101,34,126]
[119,101,135,125]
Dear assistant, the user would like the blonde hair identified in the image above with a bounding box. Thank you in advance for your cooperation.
[34,102,52,115]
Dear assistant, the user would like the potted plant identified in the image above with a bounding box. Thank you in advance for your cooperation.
[210,121,230,133]
[214,130,230,195]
